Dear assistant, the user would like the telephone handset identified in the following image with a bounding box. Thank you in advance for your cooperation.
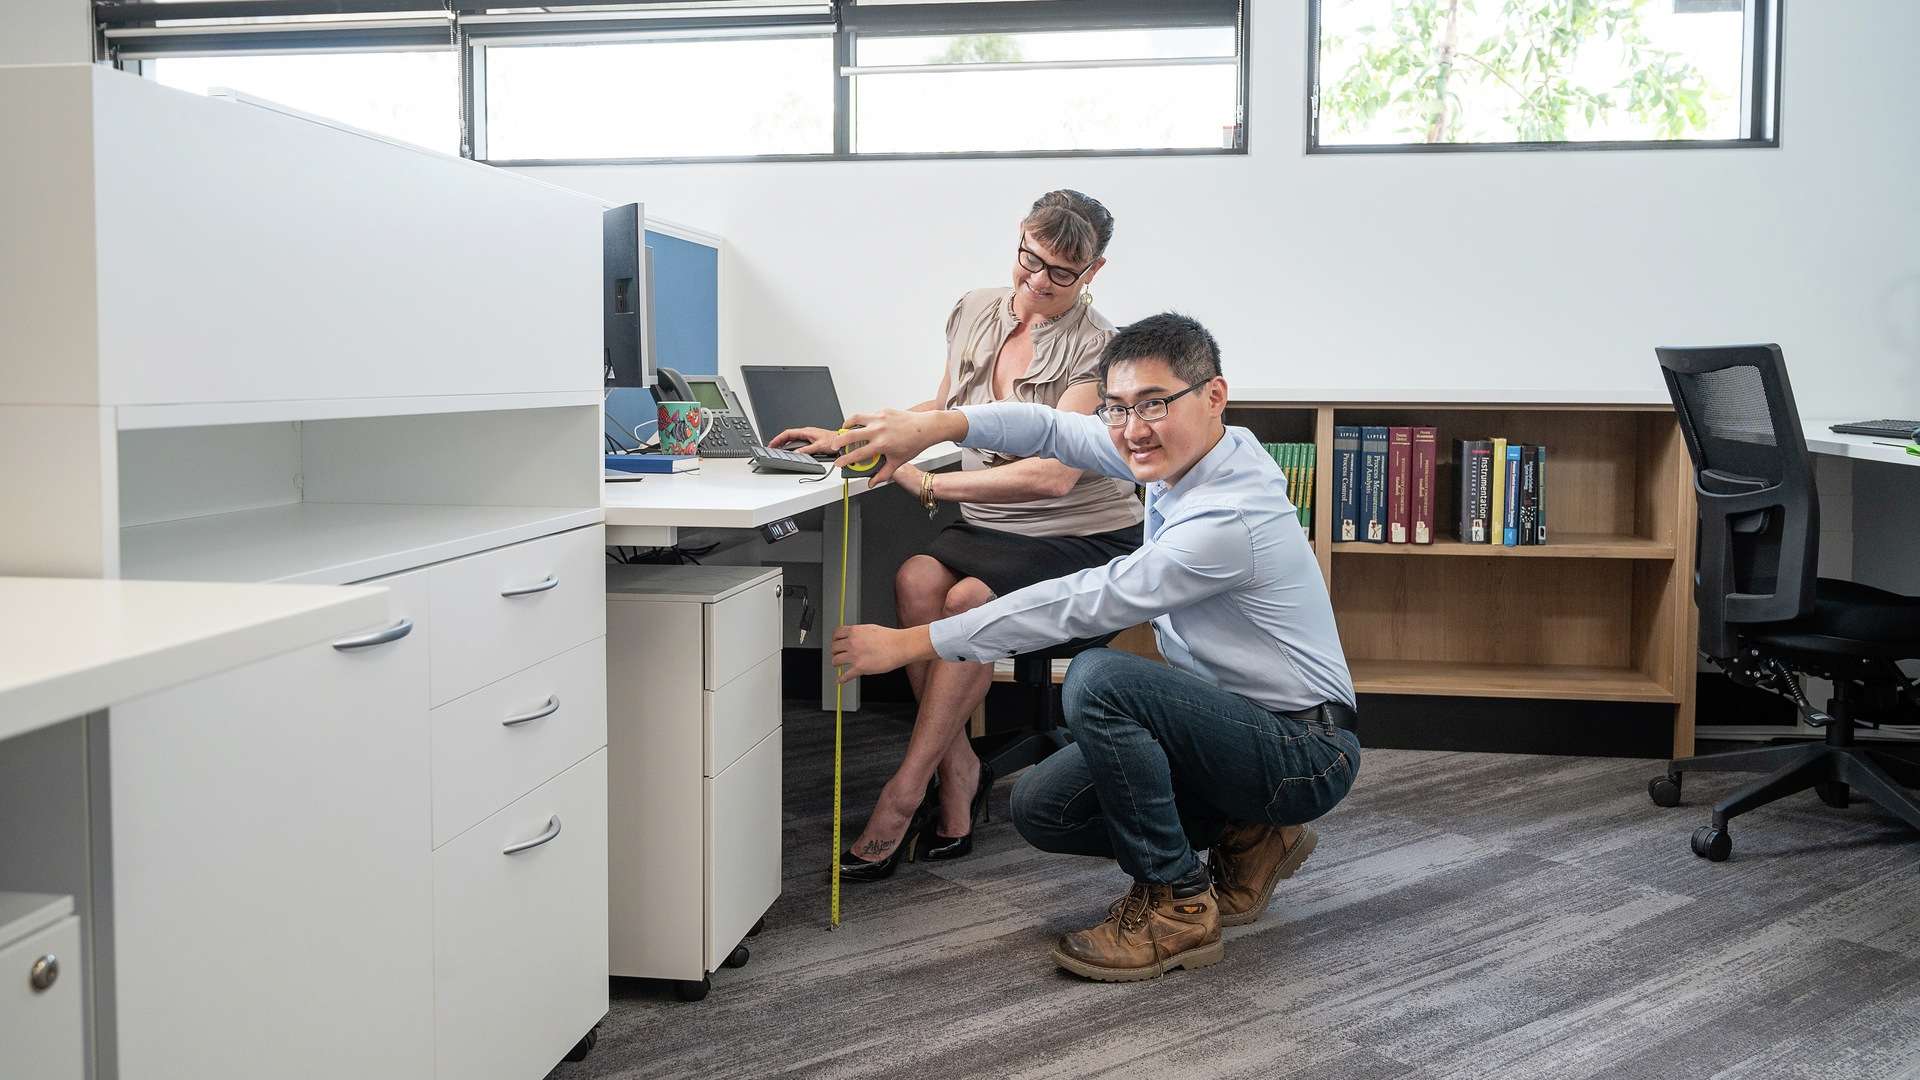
[651,367,763,459]
[653,366,696,404]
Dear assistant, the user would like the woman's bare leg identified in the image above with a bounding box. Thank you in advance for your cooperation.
[848,572,998,861]
[893,555,958,701]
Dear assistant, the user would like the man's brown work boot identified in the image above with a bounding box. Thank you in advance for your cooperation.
[1050,879,1223,982]
[1210,823,1317,927]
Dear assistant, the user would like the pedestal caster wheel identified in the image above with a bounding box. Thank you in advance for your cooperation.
[1691,824,1731,862]
[748,917,767,937]
[674,975,712,1002]
[1648,773,1682,807]
[724,944,750,969]
[1817,781,1850,809]
[564,1026,598,1063]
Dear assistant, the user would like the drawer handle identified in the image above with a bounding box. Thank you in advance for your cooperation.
[500,575,560,598]
[502,694,560,728]
[332,618,414,651]
[503,815,562,856]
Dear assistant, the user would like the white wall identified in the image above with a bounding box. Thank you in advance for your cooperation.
[0,0,91,65]
[523,2,1920,419]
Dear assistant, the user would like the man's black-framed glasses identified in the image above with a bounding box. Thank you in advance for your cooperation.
[1095,380,1207,427]
[1017,243,1097,288]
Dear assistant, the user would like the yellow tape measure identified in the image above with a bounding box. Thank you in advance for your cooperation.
[830,429,882,929]
[830,475,849,929]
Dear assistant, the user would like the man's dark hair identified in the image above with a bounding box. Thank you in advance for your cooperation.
[1097,313,1222,390]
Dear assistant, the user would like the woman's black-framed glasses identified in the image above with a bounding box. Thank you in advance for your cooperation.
[1095,381,1207,427]
[1017,243,1096,288]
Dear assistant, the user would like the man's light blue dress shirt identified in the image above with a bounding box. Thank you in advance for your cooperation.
[927,403,1356,714]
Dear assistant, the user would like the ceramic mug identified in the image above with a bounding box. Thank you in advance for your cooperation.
[657,401,713,456]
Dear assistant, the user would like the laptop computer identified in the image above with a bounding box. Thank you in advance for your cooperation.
[739,365,850,459]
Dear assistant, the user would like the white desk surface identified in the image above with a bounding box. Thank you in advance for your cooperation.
[1804,418,1920,468]
[0,577,387,745]
[602,445,962,530]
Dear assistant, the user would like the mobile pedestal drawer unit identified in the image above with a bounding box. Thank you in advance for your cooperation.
[606,564,783,1003]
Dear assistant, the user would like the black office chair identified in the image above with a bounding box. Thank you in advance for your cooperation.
[969,635,1118,778]
[1650,344,1920,861]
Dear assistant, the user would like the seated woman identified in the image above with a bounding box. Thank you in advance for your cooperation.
[773,190,1144,879]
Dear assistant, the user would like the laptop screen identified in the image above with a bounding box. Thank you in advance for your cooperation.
[740,365,847,443]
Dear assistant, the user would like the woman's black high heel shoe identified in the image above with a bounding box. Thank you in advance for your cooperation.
[838,788,935,883]
[921,762,994,862]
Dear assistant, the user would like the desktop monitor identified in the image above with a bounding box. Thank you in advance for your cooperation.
[740,366,848,443]
[603,202,655,389]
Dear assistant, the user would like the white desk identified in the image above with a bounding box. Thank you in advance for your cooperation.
[602,446,960,710]
[601,445,962,545]
[0,577,386,746]
[0,577,387,1080]
[1804,418,1920,468]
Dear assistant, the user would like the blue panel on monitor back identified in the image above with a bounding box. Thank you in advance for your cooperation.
[606,230,718,449]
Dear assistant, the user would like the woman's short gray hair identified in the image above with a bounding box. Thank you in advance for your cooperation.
[1021,189,1115,265]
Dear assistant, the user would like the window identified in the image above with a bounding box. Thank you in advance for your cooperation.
[97,1,1249,164]
[483,35,835,160]
[1309,0,1780,152]
[846,23,1243,154]
[152,51,460,155]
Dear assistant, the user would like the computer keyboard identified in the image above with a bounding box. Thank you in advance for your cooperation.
[749,445,829,476]
[1829,419,1920,440]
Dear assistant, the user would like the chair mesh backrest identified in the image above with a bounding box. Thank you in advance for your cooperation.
[1671,365,1782,483]
[1656,344,1818,649]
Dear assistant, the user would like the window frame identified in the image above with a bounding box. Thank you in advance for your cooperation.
[1305,0,1783,155]
[95,0,1253,166]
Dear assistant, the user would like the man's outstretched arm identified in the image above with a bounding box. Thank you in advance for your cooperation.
[832,506,1254,681]
[827,402,1131,486]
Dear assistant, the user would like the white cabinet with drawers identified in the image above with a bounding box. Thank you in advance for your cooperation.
[606,565,785,1001]
[99,526,609,1080]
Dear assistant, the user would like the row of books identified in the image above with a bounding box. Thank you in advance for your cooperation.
[1456,438,1549,546]
[1260,442,1316,530]
[1333,427,1438,543]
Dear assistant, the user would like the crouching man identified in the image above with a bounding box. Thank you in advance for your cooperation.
[828,313,1359,982]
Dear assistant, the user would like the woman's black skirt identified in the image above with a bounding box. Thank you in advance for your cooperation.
[927,520,1142,600]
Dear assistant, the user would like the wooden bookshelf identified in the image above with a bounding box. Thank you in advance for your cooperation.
[1237,400,1698,757]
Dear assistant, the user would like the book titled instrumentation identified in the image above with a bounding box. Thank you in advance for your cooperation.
[1334,426,1437,544]
[1261,442,1316,533]
[1454,438,1548,545]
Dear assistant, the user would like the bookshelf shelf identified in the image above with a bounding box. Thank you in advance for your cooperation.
[1330,533,1675,560]
[1230,398,1698,756]
[1348,660,1676,703]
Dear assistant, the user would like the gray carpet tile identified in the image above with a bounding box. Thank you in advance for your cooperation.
[551,702,1920,1080]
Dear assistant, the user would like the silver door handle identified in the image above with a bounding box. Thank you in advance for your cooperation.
[500,575,559,598]
[502,695,560,727]
[332,617,414,651]
[502,815,562,855]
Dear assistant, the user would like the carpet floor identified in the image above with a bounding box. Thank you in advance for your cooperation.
[550,702,1920,1080]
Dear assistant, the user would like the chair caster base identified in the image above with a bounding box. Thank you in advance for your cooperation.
[1691,824,1731,862]
[1648,773,1682,807]
[1817,781,1850,809]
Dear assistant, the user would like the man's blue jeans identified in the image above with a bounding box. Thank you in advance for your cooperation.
[1010,648,1360,885]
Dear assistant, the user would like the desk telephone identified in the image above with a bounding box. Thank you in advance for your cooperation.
[653,367,762,458]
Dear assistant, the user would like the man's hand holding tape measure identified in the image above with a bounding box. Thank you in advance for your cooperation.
[823,408,967,487]
[819,408,969,685]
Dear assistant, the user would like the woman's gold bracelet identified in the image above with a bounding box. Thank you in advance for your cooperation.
[919,469,938,517]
